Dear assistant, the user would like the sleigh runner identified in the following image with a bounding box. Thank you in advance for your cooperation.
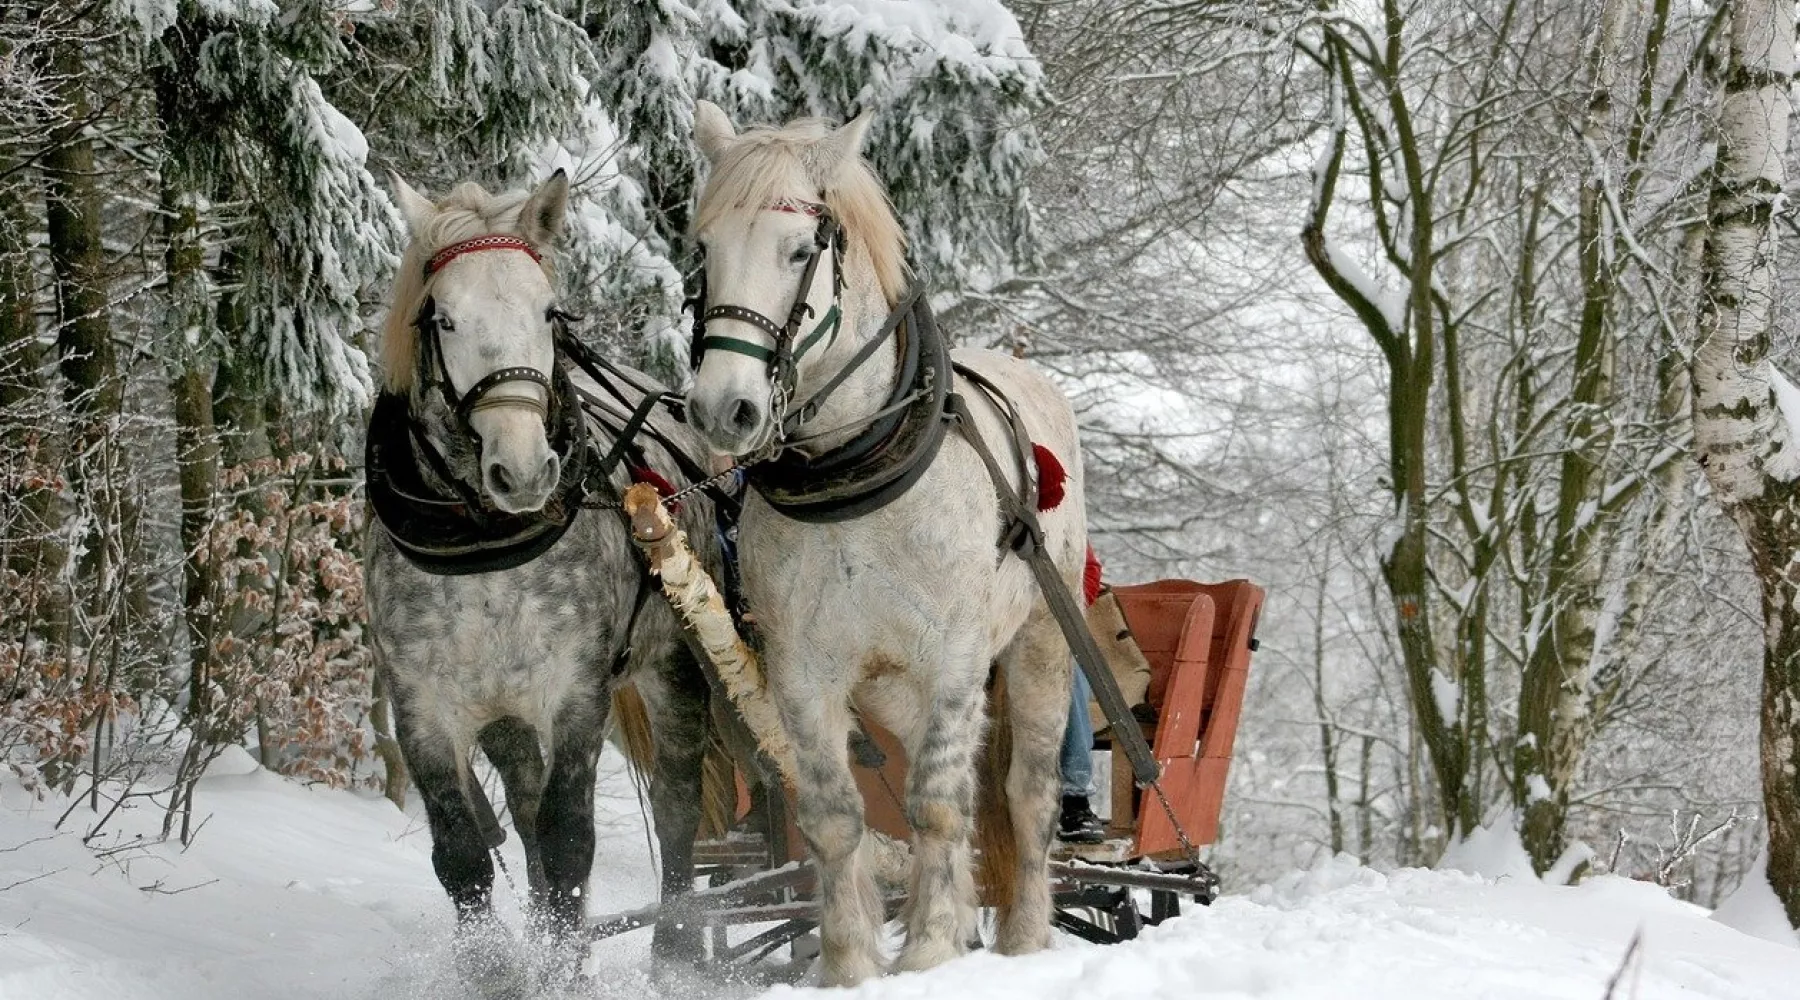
[591,483,1264,969]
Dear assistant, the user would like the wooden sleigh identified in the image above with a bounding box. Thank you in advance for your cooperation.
[589,571,1265,970]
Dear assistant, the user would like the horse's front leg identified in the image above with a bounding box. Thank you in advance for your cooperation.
[531,696,606,977]
[774,666,885,986]
[894,639,986,973]
[390,696,527,999]
[477,717,546,893]
[633,649,711,967]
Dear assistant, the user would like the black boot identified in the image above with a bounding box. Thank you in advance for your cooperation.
[1059,794,1105,844]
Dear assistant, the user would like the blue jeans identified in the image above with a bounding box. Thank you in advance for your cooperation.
[1060,665,1094,797]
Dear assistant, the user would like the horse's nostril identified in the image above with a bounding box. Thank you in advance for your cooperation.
[488,463,514,497]
[729,398,759,433]
[540,454,559,487]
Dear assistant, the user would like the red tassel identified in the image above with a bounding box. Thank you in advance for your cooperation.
[630,466,682,511]
[1033,443,1066,512]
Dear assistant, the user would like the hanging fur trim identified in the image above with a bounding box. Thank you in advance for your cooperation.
[1033,442,1067,512]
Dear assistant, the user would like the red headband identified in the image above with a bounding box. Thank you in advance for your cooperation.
[425,235,542,276]
[769,198,827,217]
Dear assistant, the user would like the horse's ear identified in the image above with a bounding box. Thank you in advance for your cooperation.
[520,169,570,249]
[390,173,436,241]
[694,100,737,162]
[818,108,874,174]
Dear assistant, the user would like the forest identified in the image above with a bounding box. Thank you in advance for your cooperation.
[2,0,1799,959]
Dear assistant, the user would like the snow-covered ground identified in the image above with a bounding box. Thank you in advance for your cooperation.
[2,751,1796,1000]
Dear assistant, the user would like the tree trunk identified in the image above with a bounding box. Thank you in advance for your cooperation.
[157,9,225,737]
[212,240,271,469]
[40,10,119,622]
[0,162,68,639]
[164,180,220,721]
[1303,22,1476,842]
[1516,0,1634,875]
[1312,572,1345,854]
[1688,0,1800,929]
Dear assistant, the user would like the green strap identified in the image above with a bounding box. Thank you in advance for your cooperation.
[792,305,841,362]
[701,305,841,367]
[699,335,776,363]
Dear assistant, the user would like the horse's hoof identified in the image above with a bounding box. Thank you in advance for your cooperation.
[517,922,588,991]
[893,938,965,974]
[818,954,885,988]
[649,952,712,992]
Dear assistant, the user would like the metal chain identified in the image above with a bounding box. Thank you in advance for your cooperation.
[578,466,738,511]
[1145,775,1202,861]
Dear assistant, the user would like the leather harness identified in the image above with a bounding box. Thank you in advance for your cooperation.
[689,204,1166,787]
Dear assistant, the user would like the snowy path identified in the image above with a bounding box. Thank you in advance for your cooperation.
[2,754,1796,1000]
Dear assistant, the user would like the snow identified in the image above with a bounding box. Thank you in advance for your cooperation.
[777,855,1800,999]
[1713,849,1800,948]
[1767,366,1800,462]
[1321,235,1406,333]
[0,749,663,1000]
[196,0,277,25]
[1525,773,1552,804]
[318,101,371,167]
[1429,670,1459,725]
[1543,841,1597,888]
[1377,498,1406,560]
[1438,819,1539,884]
[804,1,1037,69]
[6,769,1799,998]
[115,0,175,40]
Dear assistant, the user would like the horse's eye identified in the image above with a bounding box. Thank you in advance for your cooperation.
[437,314,456,332]
[790,245,815,265]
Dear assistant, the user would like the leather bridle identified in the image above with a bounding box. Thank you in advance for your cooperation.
[687,199,846,443]
[413,235,565,448]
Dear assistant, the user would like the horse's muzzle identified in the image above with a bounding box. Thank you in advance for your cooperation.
[690,390,768,456]
[484,451,561,513]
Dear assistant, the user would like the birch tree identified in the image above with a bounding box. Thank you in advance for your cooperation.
[1284,0,1719,869]
[1688,0,1800,929]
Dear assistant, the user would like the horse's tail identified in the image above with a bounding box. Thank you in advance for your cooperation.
[975,668,1021,915]
[608,684,738,841]
[697,738,738,839]
[611,685,658,777]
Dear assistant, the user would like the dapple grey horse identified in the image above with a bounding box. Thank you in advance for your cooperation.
[365,172,722,994]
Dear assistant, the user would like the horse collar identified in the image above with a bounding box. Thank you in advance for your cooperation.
[365,362,592,576]
[744,291,953,523]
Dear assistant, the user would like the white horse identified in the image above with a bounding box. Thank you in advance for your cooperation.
[683,102,1088,985]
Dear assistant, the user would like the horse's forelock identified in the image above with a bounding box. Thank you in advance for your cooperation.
[379,183,551,394]
[696,120,908,307]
